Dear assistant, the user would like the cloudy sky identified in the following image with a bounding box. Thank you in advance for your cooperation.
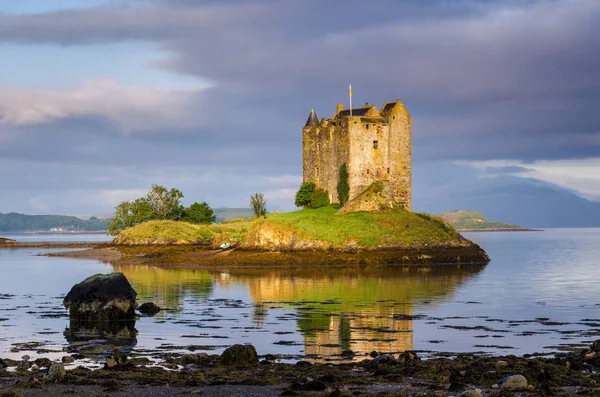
[0,0,598,215]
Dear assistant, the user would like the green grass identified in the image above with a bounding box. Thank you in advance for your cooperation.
[120,220,215,240]
[264,206,459,247]
[118,208,461,248]
[119,218,253,242]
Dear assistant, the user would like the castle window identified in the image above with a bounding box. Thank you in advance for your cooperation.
[373,140,378,149]
[367,169,370,175]
[366,124,369,129]
[387,167,390,174]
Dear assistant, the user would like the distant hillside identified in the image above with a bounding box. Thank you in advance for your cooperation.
[438,210,525,231]
[213,208,255,223]
[0,213,108,232]
[414,163,600,228]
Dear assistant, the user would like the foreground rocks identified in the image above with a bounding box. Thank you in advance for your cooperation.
[495,374,529,391]
[220,344,259,367]
[1,341,600,396]
[63,272,137,322]
[46,363,66,382]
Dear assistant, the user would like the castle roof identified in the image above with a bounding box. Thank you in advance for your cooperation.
[304,108,319,127]
[382,103,397,113]
[337,108,371,117]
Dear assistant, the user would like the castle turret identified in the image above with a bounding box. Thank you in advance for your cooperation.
[335,103,344,114]
[304,108,319,128]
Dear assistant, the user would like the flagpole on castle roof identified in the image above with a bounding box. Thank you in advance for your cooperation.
[349,84,353,116]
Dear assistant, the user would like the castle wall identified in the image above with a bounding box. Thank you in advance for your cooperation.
[387,103,412,210]
[302,123,349,203]
[347,118,390,201]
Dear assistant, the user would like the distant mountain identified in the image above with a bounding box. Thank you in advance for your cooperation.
[213,208,255,223]
[415,173,600,228]
[0,213,108,232]
[76,211,114,221]
[438,210,525,231]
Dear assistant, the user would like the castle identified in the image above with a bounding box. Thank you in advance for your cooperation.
[302,99,412,210]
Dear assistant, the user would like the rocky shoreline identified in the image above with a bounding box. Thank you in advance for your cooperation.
[1,341,599,396]
[41,241,490,269]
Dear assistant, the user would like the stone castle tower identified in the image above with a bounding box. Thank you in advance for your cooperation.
[302,100,412,210]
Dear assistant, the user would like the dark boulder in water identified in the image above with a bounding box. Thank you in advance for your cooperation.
[63,273,137,322]
[138,302,161,316]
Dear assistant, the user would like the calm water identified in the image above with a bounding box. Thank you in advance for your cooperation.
[0,229,599,364]
[1,233,112,243]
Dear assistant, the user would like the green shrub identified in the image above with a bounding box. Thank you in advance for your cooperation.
[250,192,268,217]
[295,181,316,208]
[337,163,350,205]
[309,188,330,209]
[181,202,216,224]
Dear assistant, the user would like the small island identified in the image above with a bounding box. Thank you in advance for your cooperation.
[438,210,535,232]
[0,237,17,246]
[92,205,489,268]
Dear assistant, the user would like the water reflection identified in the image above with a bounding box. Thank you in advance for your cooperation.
[226,266,485,360]
[113,265,214,312]
[64,318,138,356]
[114,264,485,360]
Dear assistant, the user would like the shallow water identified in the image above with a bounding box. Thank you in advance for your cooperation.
[0,229,599,364]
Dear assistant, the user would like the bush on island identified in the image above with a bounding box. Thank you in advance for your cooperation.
[309,188,330,209]
[294,181,316,208]
[107,184,216,235]
[181,202,216,224]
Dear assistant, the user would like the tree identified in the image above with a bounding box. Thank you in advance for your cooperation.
[309,188,330,209]
[107,198,156,235]
[250,193,267,217]
[107,201,133,235]
[145,184,184,220]
[337,163,350,205]
[181,202,216,224]
[295,181,316,208]
[130,198,156,223]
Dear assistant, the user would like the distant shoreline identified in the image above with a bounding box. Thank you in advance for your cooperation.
[19,230,108,235]
[458,228,542,232]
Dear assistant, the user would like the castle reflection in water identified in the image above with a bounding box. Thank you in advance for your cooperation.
[113,264,485,361]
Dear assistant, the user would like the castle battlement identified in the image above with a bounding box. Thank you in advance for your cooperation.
[302,99,412,210]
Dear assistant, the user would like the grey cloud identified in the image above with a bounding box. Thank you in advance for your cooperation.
[0,0,599,213]
[482,166,532,174]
